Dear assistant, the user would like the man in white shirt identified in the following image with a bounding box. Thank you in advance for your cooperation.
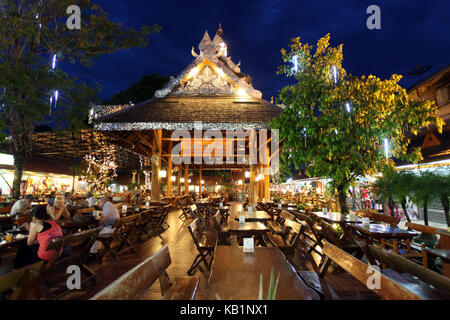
[86,192,97,207]
[90,196,120,254]
[10,195,34,215]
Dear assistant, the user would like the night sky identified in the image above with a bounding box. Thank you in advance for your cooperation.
[64,0,450,102]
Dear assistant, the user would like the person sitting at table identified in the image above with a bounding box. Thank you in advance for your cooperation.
[13,205,63,269]
[85,192,97,207]
[10,195,34,215]
[64,192,73,206]
[46,196,70,221]
[90,196,120,255]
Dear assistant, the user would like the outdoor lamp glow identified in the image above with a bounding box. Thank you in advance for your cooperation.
[160,170,167,178]
[201,180,205,184]
[171,176,176,182]
[181,178,185,183]
[245,171,250,178]
[237,180,243,185]
[188,179,192,183]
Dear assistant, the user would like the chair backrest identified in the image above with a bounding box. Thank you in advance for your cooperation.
[322,240,423,300]
[75,207,95,216]
[0,261,44,300]
[280,210,295,222]
[113,203,123,209]
[188,218,202,249]
[405,222,446,235]
[190,204,197,212]
[212,211,222,230]
[90,244,172,300]
[0,206,11,213]
[355,210,399,226]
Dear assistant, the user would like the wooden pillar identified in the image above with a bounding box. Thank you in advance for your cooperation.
[166,140,173,197]
[264,146,271,201]
[184,164,189,196]
[151,130,162,201]
[249,164,257,207]
[177,165,182,196]
[199,165,203,199]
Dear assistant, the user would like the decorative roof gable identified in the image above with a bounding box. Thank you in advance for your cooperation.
[155,25,262,99]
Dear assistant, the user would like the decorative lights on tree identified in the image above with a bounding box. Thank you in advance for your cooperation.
[81,144,118,193]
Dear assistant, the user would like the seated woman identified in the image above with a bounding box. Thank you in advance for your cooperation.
[46,196,71,221]
[13,206,63,269]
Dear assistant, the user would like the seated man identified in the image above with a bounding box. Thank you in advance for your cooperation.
[10,195,34,215]
[90,196,120,254]
[86,192,97,207]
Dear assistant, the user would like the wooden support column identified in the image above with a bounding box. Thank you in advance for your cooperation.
[166,140,173,197]
[199,165,203,199]
[151,130,162,201]
[184,164,189,196]
[264,146,271,201]
[249,164,257,207]
[177,165,182,196]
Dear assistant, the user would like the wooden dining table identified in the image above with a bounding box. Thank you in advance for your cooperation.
[205,245,315,300]
[234,210,270,222]
[311,211,364,224]
[227,221,270,246]
[350,223,417,243]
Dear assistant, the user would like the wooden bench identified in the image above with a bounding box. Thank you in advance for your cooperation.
[74,207,95,216]
[321,240,425,299]
[0,261,44,300]
[90,244,199,300]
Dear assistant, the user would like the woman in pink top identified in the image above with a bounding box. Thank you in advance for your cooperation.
[14,206,63,269]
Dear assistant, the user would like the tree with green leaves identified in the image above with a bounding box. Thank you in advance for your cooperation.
[433,170,450,227]
[409,170,437,226]
[271,34,444,213]
[0,0,160,198]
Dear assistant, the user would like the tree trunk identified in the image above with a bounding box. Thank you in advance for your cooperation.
[12,153,25,199]
[441,194,449,228]
[401,198,411,223]
[337,185,348,214]
[423,202,429,226]
[387,197,395,217]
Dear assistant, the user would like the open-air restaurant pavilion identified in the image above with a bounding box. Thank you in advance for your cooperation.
[1,26,450,302]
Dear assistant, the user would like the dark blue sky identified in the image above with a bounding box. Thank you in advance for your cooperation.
[64,0,450,102]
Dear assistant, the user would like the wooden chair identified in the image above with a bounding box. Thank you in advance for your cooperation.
[179,204,191,220]
[295,212,326,272]
[0,261,44,300]
[135,209,158,240]
[90,244,199,300]
[267,210,295,235]
[37,227,102,300]
[149,204,171,231]
[212,210,229,245]
[74,207,95,216]
[187,218,217,275]
[97,214,140,261]
[266,218,302,258]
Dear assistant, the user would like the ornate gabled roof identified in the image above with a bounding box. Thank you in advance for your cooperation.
[91,25,282,130]
[154,26,262,99]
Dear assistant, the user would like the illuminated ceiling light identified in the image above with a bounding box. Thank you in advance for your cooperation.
[171,176,176,182]
[245,171,250,178]
[188,179,191,183]
[237,179,243,185]
[201,180,205,184]
[159,170,167,178]
[181,178,185,183]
